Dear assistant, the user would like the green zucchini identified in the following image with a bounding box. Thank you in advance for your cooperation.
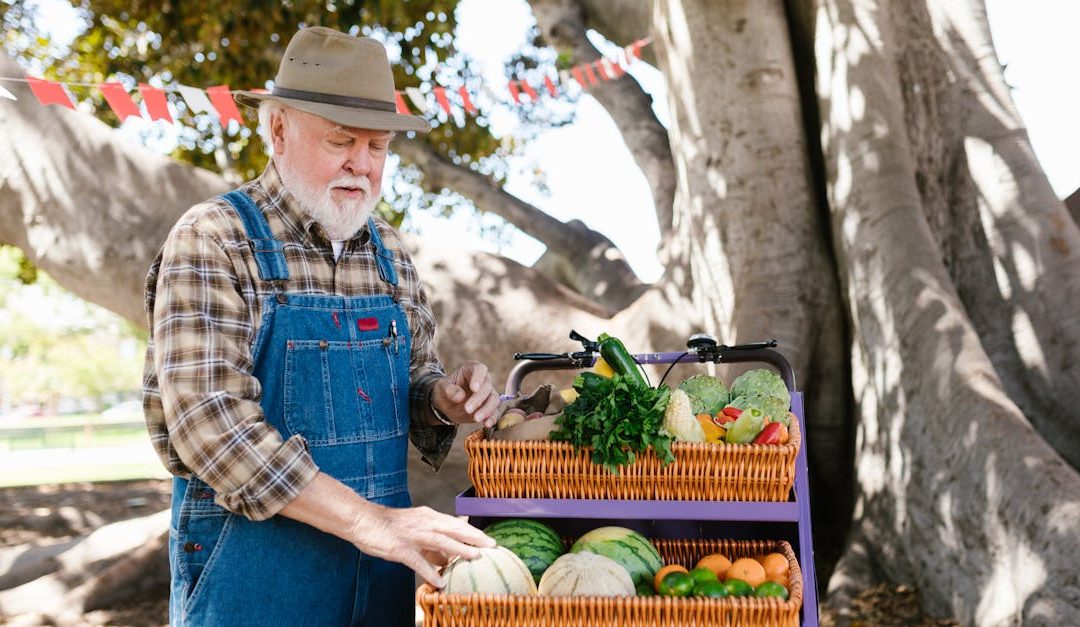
[597,333,648,387]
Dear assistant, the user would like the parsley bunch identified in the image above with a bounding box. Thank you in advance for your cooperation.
[551,372,674,473]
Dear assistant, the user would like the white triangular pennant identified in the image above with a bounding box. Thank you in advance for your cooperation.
[0,83,16,101]
[178,85,214,115]
[404,87,428,114]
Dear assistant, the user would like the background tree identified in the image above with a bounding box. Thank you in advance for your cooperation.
[1,0,1078,623]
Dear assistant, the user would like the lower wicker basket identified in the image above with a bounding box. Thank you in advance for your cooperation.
[417,538,802,627]
[465,417,800,501]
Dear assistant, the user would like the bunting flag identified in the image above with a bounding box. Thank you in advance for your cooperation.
[205,85,243,125]
[0,36,651,129]
[26,77,74,109]
[519,81,539,102]
[138,83,173,122]
[177,84,214,114]
[432,86,452,115]
[570,67,587,89]
[404,87,427,113]
[394,90,411,114]
[98,82,140,121]
[582,63,599,86]
[458,85,477,115]
[594,60,610,81]
[543,75,558,98]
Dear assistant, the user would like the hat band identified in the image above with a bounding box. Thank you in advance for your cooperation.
[271,86,396,112]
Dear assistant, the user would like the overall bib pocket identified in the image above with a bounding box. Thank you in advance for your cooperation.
[283,336,409,444]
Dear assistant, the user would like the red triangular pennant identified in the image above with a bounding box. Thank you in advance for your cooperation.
[26,77,74,109]
[520,81,539,102]
[543,75,559,98]
[204,85,243,126]
[137,83,173,122]
[433,86,452,114]
[582,63,599,86]
[457,86,477,115]
[98,82,141,121]
[571,67,587,89]
[394,91,411,114]
[507,80,522,104]
[594,60,610,81]
[610,57,626,78]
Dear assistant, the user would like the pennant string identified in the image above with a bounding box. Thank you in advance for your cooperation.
[0,36,652,127]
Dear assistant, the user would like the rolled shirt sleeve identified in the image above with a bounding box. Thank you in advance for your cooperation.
[152,223,317,521]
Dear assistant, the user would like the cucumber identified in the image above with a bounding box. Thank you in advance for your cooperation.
[597,333,648,387]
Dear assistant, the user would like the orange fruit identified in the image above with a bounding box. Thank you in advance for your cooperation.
[726,558,767,587]
[653,564,689,592]
[759,553,788,580]
[694,553,732,580]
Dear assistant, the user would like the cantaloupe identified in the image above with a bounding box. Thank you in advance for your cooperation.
[568,526,663,587]
[537,552,635,597]
[442,546,538,595]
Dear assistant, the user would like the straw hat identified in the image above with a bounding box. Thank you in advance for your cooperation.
[233,26,429,133]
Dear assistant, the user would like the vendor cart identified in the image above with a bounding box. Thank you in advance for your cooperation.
[438,333,820,626]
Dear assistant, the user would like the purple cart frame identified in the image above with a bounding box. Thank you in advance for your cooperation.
[455,346,820,626]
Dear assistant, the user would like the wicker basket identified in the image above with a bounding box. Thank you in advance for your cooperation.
[417,538,802,627]
[465,417,800,501]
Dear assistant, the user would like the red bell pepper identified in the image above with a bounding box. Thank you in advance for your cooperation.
[721,405,743,419]
[752,421,783,445]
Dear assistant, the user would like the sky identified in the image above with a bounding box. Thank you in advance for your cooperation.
[18,0,1080,285]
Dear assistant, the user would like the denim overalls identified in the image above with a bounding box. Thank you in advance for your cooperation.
[167,190,414,626]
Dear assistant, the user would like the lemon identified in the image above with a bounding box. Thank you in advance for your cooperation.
[591,357,615,378]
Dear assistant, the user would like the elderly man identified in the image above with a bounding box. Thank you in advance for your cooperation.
[143,26,498,626]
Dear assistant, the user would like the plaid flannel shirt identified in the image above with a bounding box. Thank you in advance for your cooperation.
[142,162,455,521]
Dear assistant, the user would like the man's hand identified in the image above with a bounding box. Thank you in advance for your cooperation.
[281,473,495,587]
[349,503,495,587]
[432,361,501,428]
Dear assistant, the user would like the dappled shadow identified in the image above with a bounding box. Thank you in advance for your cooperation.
[817,0,1080,622]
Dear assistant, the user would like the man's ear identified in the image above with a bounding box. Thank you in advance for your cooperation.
[270,110,287,155]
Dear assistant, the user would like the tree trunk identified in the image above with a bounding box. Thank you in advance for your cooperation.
[649,0,854,576]
[813,0,1080,621]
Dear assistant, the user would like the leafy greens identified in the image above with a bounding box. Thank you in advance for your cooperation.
[550,372,674,473]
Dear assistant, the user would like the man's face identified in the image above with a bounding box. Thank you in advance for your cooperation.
[272,107,392,240]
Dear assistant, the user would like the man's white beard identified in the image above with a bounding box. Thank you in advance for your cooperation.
[278,162,379,241]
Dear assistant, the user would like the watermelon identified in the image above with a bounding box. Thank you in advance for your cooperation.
[442,546,537,596]
[484,518,564,583]
[537,552,635,597]
[568,526,663,587]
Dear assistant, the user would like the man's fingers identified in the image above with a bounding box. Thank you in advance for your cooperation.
[405,550,446,588]
[464,373,495,414]
[475,390,501,425]
[465,362,489,392]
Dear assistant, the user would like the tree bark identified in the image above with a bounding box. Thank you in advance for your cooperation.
[650,0,853,576]
[924,0,1080,469]
[814,0,1080,621]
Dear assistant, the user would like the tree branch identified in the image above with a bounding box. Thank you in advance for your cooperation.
[394,136,647,308]
[528,0,676,235]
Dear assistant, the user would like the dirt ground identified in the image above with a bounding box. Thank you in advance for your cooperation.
[0,479,958,626]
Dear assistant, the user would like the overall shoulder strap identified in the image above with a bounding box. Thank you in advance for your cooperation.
[365,218,399,288]
[221,190,289,282]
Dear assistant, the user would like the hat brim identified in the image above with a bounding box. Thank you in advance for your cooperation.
[234,90,431,133]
